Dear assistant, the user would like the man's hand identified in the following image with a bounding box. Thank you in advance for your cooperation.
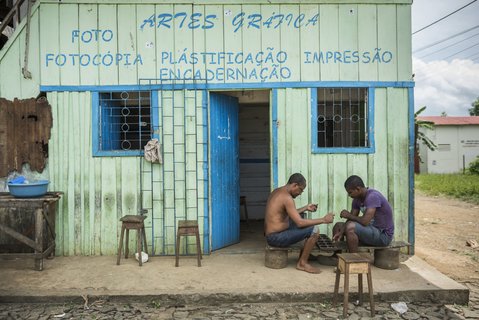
[306,203,318,212]
[323,212,335,224]
[340,209,350,219]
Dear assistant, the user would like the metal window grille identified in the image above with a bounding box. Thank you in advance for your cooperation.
[316,88,368,148]
[99,91,151,151]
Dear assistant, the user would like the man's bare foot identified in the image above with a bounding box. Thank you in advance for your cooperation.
[296,263,321,274]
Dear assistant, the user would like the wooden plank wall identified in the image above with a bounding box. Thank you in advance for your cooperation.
[0,2,412,92]
[0,2,413,252]
[276,87,410,241]
[47,90,206,255]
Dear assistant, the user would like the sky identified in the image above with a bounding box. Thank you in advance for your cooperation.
[411,0,479,116]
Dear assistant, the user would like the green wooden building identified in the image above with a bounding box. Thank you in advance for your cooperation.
[0,0,415,256]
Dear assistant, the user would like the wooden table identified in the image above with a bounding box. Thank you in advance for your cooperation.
[0,192,61,271]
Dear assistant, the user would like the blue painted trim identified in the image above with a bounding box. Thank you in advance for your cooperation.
[40,81,415,93]
[151,91,159,140]
[239,159,269,163]
[310,88,318,153]
[368,87,376,154]
[202,90,210,254]
[91,90,151,157]
[272,89,278,189]
[408,87,415,255]
[311,87,375,154]
[91,92,100,156]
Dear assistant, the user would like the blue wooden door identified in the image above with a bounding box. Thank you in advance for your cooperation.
[210,93,240,250]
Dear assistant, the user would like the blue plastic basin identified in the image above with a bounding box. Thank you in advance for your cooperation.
[8,180,50,198]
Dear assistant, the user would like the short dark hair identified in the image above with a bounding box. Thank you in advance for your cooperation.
[287,173,306,186]
[344,175,365,189]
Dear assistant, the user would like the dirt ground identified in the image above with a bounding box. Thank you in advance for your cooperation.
[415,191,479,284]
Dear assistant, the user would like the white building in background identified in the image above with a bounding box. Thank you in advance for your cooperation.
[418,116,479,174]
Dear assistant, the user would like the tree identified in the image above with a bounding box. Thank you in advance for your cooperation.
[414,106,437,173]
[469,97,479,116]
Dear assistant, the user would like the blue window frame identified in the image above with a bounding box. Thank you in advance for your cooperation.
[92,90,158,156]
[311,87,375,154]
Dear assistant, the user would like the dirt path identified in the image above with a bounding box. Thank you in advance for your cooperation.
[415,192,479,283]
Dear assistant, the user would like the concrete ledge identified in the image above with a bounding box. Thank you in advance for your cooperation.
[0,254,469,306]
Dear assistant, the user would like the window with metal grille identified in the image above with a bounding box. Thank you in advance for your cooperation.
[93,90,153,156]
[312,87,374,153]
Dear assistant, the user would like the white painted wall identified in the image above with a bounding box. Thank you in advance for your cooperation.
[419,125,479,174]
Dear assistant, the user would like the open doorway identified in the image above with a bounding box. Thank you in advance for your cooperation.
[218,90,271,253]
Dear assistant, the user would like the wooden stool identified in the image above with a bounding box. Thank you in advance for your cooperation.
[239,196,250,225]
[175,220,202,267]
[116,215,148,266]
[333,253,375,318]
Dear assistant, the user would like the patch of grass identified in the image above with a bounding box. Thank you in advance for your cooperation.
[415,173,479,205]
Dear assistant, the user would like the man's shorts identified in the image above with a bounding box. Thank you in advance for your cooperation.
[266,224,315,248]
[355,223,392,246]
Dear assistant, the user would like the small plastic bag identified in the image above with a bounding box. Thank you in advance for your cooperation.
[135,251,149,263]
[391,302,408,314]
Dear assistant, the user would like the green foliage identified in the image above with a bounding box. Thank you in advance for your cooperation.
[415,173,479,204]
[415,106,437,152]
[469,97,479,116]
[468,157,479,175]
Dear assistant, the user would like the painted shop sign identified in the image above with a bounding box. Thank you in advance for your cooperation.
[43,9,394,82]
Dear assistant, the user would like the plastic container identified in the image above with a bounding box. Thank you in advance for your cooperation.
[8,180,50,198]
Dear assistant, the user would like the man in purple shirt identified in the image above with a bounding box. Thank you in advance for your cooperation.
[332,175,394,252]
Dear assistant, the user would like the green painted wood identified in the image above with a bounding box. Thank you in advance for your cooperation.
[386,88,409,242]
[397,4,412,81]
[19,10,41,97]
[377,5,397,81]
[275,87,409,242]
[280,5,301,82]
[357,5,377,80]
[47,92,62,254]
[79,4,99,85]
[100,158,118,254]
[319,4,339,80]
[240,5,260,84]
[71,92,83,255]
[300,4,320,81]
[191,4,207,83]
[2,2,412,87]
[175,5,195,85]
[370,88,388,193]
[39,3,60,86]
[42,0,412,4]
[118,4,138,84]
[98,4,118,85]
[59,4,80,85]
[154,4,174,83]
[261,4,281,86]
[338,4,358,80]
[205,5,224,84]
[0,40,21,99]
[136,4,156,82]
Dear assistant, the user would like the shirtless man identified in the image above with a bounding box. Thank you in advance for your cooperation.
[264,173,335,274]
